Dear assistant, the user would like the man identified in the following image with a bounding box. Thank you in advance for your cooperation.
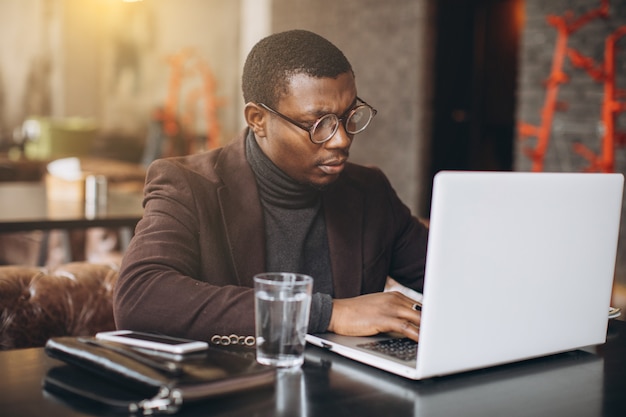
[114,30,428,345]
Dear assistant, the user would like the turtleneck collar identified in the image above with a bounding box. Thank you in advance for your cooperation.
[246,130,321,209]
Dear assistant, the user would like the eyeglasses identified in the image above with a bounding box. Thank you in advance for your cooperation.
[258,97,377,144]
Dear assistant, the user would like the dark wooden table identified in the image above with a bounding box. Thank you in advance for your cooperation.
[0,182,144,232]
[2,320,626,417]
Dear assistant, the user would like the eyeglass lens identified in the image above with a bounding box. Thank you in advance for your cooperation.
[311,105,374,143]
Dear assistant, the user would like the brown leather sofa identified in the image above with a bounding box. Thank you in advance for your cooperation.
[0,262,118,350]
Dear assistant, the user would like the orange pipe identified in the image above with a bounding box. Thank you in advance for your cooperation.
[517,0,610,171]
[571,25,626,173]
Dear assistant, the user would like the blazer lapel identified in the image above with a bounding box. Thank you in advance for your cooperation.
[323,176,364,298]
[215,132,266,287]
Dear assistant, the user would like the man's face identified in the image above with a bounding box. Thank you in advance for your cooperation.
[257,71,358,189]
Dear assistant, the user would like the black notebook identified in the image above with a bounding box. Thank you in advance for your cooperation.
[44,336,275,414]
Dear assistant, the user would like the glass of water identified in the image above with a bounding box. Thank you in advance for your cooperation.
[254,272,313,367]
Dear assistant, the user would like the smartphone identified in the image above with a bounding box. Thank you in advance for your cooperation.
[95,330,209,354]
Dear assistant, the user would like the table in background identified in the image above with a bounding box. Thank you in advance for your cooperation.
[1,320,625,417]
[0,181,144,232]
[0,181,143,263]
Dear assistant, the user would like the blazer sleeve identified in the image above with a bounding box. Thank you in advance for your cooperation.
[113,158,257,342]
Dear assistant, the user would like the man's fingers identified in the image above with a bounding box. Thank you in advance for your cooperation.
[396,319,420,343]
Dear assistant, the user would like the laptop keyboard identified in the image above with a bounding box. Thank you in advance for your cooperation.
[357,338,417,362]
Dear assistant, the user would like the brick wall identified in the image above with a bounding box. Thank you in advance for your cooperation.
[516,0,626,284]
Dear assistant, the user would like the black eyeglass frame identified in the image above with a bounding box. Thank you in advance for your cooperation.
[257,96,377,144]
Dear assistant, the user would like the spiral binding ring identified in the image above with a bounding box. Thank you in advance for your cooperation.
[210,334,256,347]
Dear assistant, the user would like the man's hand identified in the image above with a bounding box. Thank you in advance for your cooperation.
[327,291,421,342]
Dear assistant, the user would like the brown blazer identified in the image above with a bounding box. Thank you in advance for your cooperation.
[114,130,428,341]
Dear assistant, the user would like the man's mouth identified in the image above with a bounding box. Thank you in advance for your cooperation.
[318,159,346,175]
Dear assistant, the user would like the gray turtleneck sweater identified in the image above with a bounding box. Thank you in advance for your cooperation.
[246,132,334,333]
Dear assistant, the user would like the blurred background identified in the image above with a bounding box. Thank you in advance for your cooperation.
[0,0,624,288]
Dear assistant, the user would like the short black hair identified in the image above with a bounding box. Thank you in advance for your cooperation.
[242,29,353,108]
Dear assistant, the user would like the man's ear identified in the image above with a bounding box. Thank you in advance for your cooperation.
[244,103,267,138]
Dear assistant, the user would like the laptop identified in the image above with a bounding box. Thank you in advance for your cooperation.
[306,171,624,380]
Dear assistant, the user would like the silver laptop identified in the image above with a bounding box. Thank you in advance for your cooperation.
[307,171,624,380]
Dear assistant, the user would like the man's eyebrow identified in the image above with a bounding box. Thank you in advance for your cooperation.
[309,97,358,119]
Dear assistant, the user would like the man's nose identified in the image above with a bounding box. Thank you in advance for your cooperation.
[324,123,352,149]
